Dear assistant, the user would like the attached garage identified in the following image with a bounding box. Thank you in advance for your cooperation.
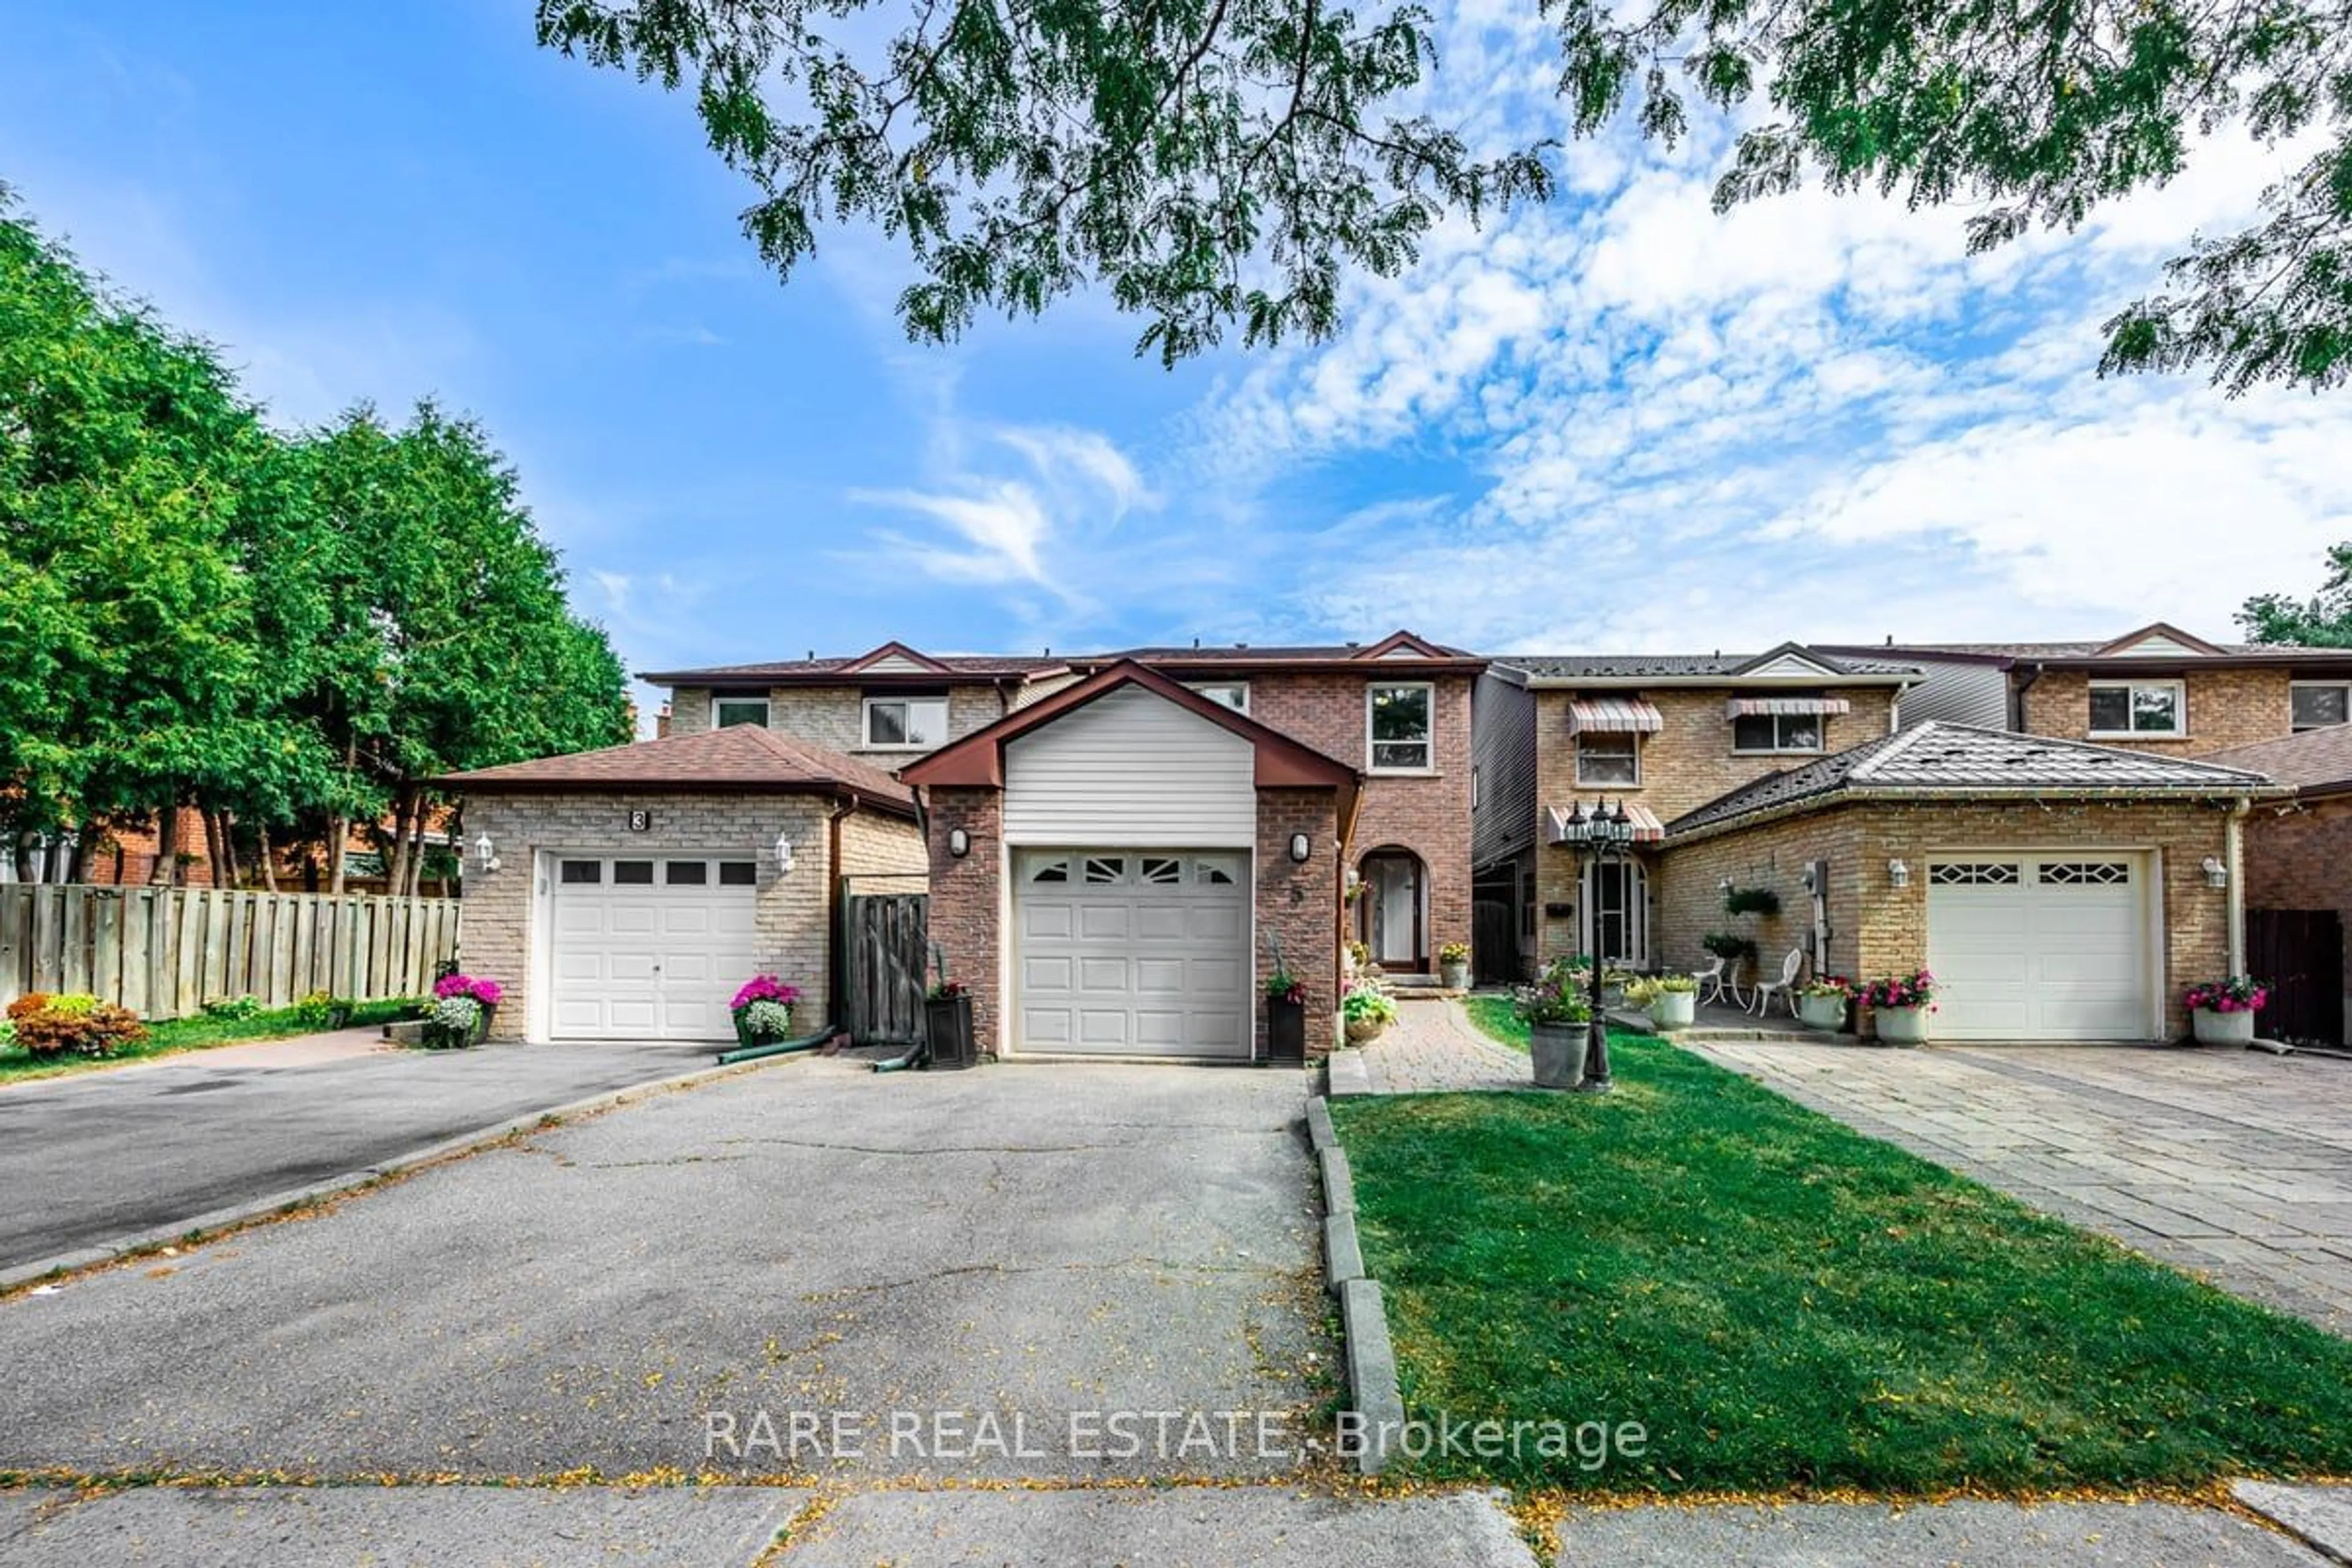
[1012,850,1250,1057]
[1926,853,2154,1041]
[548,854,761,1040]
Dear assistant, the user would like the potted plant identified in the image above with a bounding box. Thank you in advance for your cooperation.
[1437,941,1471,990]
[730,974,803,1047]
[1858,970,1935,1046]
[1515,960,1592,1088]
[1265,944,1308,1066]
[2183,976,2268,1046]
[1341,980,1398,1045]
[1796,975,1852,1032]
[1702,932,1758,981]
[424,973,501,1048]
[1723,885,1781,918]
[1630,971,1697,1030]
[924,944,978,1070]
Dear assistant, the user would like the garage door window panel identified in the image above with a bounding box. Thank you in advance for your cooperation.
[614,860,655,884]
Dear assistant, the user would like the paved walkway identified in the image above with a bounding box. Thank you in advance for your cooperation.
[1695,1038,2352,1333]
[1349,997,1529,1093]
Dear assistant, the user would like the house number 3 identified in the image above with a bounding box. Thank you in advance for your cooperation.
[628,810,653,833]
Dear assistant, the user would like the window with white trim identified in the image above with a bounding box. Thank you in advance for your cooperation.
[1575,732,1640,785]
[1730,713,1823,753]
[713,696,769,728]
[863,694,949,749]
[1188,680,1250,713]
[1368,682,1434,771]
[2088,679,2184,736]
[2292,681,2351,731]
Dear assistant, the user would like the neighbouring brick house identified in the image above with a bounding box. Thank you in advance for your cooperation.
[438,725,922,1042]
[1473,643,2288,1042]
[2203,724,2352,1046]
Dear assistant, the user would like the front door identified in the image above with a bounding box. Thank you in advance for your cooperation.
[1582,860,1648,969]
[1359,851,1425,969]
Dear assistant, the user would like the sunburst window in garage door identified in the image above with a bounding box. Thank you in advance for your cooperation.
[1014,850,1250,1059]
[549,856,759,1041]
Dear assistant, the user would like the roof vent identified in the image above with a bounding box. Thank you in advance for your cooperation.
[1193,636,1201,649]
[1235,642,1248,649]
[807,649,816,661]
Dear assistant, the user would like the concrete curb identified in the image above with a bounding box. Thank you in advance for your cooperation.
[1325,1049,1373,1098]
[1310,1091,1403,1477]
[0,1054,783,1296]
[2230,1480,2352,1563]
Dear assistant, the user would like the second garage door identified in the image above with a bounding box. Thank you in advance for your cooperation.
[1014,850,1251,1058]
[1924,853,2153,1041]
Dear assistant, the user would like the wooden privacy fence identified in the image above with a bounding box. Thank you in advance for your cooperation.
[0,886,462,1020]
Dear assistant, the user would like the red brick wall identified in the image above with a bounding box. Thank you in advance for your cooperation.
[82,807,217,888]
[2241,796,2352,1043]
[1247,671,1474,965]
[2020,667,2296,756]
[923,788,1004,1055]
[1256,788,1343,1057]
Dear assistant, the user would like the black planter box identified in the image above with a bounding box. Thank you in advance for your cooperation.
[925,993,977,1071]
[1265,997,1307,1066]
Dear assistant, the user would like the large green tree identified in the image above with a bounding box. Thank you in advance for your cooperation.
[2242,541,2352,646]
[539,0,2352,387]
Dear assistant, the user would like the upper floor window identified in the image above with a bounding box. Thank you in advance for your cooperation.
[2292,682,2350,731]
[713,696,769,729]
[1577,732,1640,785]
[864,695,949,749]
[2088,679,2183,737]
[1188,680,1250,713]
[1368,682,1434,771]
[1731,713,1823,754]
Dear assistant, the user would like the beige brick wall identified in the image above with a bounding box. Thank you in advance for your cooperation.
[666,684,1016,756]
[1651,798,2237,1037]
[2241,796,2352,1042]
[1531,685,1898,967]
[667,689,711,736]
[837,810,929,880]
[462,790,845,1040]
[2020,667,2296,755]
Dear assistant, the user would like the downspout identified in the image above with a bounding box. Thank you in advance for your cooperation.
[2226,796,2249,975]
[826,791,859,1033]
[2011,662,2043,732]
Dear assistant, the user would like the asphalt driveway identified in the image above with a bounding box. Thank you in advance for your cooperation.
[0,1033,718,1272]
[0,1055,1327,1482]
[1694,1039,2352,1333]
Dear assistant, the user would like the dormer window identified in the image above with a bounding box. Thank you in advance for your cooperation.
[2088,679,2184,737]
[2292,682,2350,731]
[712,696,770,729]
[864,695,949,750]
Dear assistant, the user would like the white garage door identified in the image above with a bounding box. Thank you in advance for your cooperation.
[549,854,760,1041]
[1925,854,2152,1041]
[1014,850,1251,1058]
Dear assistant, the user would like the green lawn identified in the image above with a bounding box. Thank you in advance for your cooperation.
[0,999,416,1085]
[1333,1012,2352,1495]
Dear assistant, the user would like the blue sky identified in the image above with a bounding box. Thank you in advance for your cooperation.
[7,0,2348,720]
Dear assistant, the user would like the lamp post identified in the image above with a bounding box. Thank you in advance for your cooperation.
[1557,796,1634,1093]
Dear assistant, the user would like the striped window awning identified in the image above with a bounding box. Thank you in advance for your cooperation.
[1546,801,1667,843]
[1568,698,1665,734]
[1726,695,1852,717]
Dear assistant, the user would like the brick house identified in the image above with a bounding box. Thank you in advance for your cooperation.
[1473,644,2288,1042]
[2203,724,2352,1046]
[643,641,1080,758]
[439,725,922,1042]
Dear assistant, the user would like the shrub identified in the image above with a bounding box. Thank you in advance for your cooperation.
[202,995,264,1020]
[0,1014,14,1052]
[424,994,484,1047]
[293,989,336,1027]
[7,992,148,1058]
[737,998,796,1041]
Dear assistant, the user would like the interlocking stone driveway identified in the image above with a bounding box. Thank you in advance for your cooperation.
[1694,1039,2352,1333]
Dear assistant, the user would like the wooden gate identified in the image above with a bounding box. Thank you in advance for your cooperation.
[840,884,929,1047]
[1472,898,1517,985]
[2248,908,2345,1047]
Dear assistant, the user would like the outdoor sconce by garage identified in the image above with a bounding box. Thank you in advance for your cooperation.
[1886,859,1910,888]
[948,827,971,858]
[774,832,795,875]
[1287,832,1311,864]
[473,831,497,874]
[2201,856,2228,889]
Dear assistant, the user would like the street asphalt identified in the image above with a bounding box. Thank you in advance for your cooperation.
[0,1054,1329,1483]
[0,1033,718,1270]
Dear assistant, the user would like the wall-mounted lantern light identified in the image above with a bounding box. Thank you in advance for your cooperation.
[774,833,795,875]
[474,831,497,873]
[948,827,971,859]
[1288,832,1311,864]
[2201,855,2228,889]
[1886,859,1910,889]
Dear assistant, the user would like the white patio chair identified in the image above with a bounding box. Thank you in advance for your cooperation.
[1695,954,1741,1011]
[1749,948,1804,1018]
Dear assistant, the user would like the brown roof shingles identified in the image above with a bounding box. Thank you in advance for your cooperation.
[2203,725,2352,795]
[435,725,916,813]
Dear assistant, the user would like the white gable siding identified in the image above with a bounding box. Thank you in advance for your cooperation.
[2111,634,2202,657]
[1746,654,1836,679]
[861,652,933,673]
[1004,687,1256,846]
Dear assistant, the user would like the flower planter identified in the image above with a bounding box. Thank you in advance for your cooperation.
[1343,1014,1388,1046]
[1529,1022,1589,1090]
[425,1006,494,1050]
[1797,993,1847,1032]
[1645,991,1696,1031]
[2191,1006,2256,1047]
[1872,1005,1929,1047]
[1439,960,1470,990]
[924,993,978,1070]
[1265,996,1307,1066]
